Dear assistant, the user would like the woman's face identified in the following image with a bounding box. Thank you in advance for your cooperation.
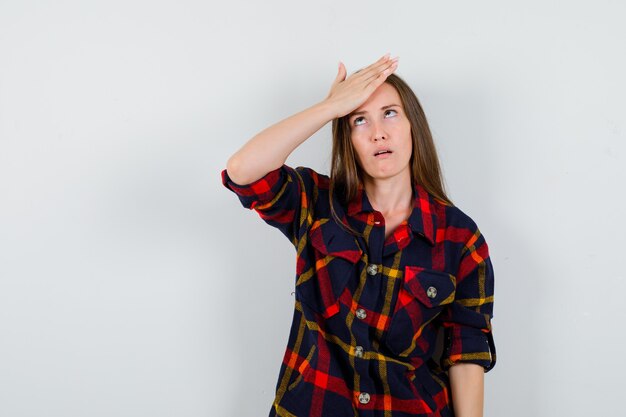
[348,82,413,183]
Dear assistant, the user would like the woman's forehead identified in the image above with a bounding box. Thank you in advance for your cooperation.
[350,84,402,116]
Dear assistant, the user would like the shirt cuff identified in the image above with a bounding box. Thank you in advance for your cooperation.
[220,164,286,210]
[440,323,497,373]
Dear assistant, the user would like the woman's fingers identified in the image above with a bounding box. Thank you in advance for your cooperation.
[367,58,398,82]
[373,55,399,76]
[351,53,390,78]
[355,55,399,85]
[363,59,399,93]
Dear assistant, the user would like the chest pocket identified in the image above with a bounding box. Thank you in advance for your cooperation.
[385,266,456,356]
[296,218,363,320]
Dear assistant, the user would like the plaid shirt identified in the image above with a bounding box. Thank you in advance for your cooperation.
[220,164,496,417]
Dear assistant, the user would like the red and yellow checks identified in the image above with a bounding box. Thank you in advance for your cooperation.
[221,164,497,417]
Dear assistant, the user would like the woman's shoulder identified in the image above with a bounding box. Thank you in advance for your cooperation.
[439,200,488,245]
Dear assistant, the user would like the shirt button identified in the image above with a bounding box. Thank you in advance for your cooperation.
[355,308,367,320]
[366,264,378,275]
[355,345,364,358]
[426,286,437,298]
[358,392,370,404]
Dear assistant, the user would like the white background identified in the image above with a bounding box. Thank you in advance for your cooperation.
[1,1,624,416]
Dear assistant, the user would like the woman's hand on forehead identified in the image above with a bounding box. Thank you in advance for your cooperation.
[323,53,399,119]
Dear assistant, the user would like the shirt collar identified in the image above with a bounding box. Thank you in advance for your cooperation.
[346,180,438,246]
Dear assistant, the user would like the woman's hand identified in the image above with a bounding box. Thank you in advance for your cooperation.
[323,53,399,119]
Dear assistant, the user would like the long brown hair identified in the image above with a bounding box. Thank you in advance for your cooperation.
[328,72,453,237]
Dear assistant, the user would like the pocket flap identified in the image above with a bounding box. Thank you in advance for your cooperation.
[309,218,362,263]
[297,218,362,319]
[403,266,456,308]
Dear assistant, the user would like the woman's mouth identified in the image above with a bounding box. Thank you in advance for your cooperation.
[374,149,393,158]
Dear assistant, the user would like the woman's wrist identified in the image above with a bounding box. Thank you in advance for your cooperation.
[313,99,341,121]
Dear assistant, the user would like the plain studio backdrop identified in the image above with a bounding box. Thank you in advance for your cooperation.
[1,1,624,416]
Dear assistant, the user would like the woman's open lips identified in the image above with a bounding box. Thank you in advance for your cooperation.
[374,150,393,158]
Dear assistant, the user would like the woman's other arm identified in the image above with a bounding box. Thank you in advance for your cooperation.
[449,363,484,417]
[225,54,399,185]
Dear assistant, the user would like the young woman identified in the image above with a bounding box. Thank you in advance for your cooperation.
[221,53,496,417]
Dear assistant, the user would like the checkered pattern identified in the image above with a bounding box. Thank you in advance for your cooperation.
[221,164,496,417]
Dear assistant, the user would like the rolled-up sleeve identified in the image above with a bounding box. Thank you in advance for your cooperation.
[220,164,312,248]
[438,224,497,373]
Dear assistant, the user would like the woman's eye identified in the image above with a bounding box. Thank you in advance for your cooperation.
[353,110,397,126]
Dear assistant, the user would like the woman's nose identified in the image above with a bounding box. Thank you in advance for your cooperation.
[372,122,386,141]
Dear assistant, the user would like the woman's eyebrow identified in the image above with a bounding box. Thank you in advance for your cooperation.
[350,104,401,117]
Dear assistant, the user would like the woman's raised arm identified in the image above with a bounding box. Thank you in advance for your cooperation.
[225,53,399,185]
[225,100,336,185]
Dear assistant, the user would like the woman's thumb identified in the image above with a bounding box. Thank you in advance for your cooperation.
[334,61,346,84]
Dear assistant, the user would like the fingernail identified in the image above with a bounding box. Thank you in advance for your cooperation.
[384,52,390,59]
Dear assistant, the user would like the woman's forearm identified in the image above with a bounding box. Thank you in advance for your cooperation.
[448,363,485,417]
[225,100,336,185]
